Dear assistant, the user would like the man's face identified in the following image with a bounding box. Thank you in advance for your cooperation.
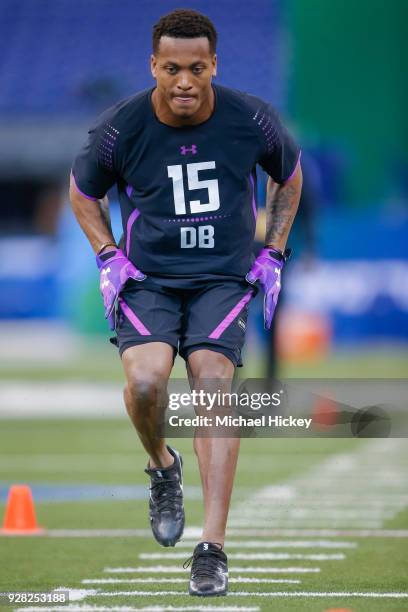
[151,36,217,120]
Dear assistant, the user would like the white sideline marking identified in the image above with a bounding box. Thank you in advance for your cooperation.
[228,520,384,528]
[229,440,408,532]
[226,591,408,598]
[66,590,408,599]
[82,577,301,585]
[0,382,123,417]
[17,607,261,612]
[104,566,321,574]
[139,552,345,561]
[234,499,408,507]
[224,528,408,538]
[176,540,357,549]
[52,589,97,602]
[16,591,408,610]
[232,509,394,518]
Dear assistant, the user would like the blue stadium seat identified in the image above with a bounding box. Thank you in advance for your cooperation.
[0,0,284,116]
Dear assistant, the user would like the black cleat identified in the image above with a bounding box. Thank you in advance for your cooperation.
[184,542,228,596]
[144,446,184,547]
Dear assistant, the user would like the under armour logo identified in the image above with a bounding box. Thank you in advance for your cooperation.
[180,144,197,155]
[156,470,162,478]
[101,267,111,289]
[203,542,209,550]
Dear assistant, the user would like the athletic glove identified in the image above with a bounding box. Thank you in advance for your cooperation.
[245,247,290,330]
[96,247,146,330]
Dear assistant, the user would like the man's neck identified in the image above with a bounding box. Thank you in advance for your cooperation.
[151,86,215,128]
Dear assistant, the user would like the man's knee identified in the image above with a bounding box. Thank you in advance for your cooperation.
[188,349,234,381]
[124,370,169,414]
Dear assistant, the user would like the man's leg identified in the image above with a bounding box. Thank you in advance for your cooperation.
[122,341,175,467]
[178,280,250,594]
[187,349,239,548]
[122,341,185,547]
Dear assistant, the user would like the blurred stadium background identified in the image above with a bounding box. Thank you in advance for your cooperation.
[1,1,407,609]
[0,0,407,383]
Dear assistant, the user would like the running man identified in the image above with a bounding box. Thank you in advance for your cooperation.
[69,9,302,597]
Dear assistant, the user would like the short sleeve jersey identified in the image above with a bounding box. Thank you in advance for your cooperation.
[72,83,300,279]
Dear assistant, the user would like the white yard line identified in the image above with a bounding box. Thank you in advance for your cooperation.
[82,578,301,585]
[104,566,321,574]
[229,498,408,507]
[0,383,123,417]
[55,590,408,599]
[176,540,357,549]
[15,590,408,611]
[36,589,97,603]
[13,440,406,612]
[232,509,395,518]
[229,440,408,530]
[228,520,384,528]
[16,607,260,612]
[139,553,345,561]
[224,528,408,538]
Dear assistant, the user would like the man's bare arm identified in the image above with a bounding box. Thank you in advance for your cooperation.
[264,162,303,251]
[69,173,116,254]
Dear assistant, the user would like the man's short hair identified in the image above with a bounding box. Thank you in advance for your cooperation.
[153,9,217,55]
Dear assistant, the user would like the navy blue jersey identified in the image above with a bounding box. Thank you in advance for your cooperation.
[72,84,300,279]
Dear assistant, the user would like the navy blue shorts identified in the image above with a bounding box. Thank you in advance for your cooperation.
[110,275,257,367]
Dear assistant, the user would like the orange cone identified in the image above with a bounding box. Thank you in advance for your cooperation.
[312,394,339,429]
[0,485,45,535]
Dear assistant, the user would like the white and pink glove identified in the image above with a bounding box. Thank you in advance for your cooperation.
[246,247,291,329]
[96,247,146,329]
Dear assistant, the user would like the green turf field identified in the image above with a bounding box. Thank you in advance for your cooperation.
[0,342,407,381]
[1,417,407,612]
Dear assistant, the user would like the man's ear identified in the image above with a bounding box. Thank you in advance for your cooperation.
[212,54,217,77]
[150,54,157,79]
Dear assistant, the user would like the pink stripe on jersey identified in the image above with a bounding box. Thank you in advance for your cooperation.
[285,151,302,183]
[126,208,140,256]
[118,297,151,336]
[208,289,254,340]
[250,173,257,221]
[71,172,98,201]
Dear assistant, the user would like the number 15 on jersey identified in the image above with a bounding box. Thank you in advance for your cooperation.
[167,161,220,249]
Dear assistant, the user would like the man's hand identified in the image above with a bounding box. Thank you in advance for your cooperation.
[96,248,146,329]
[245,248,286,330]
